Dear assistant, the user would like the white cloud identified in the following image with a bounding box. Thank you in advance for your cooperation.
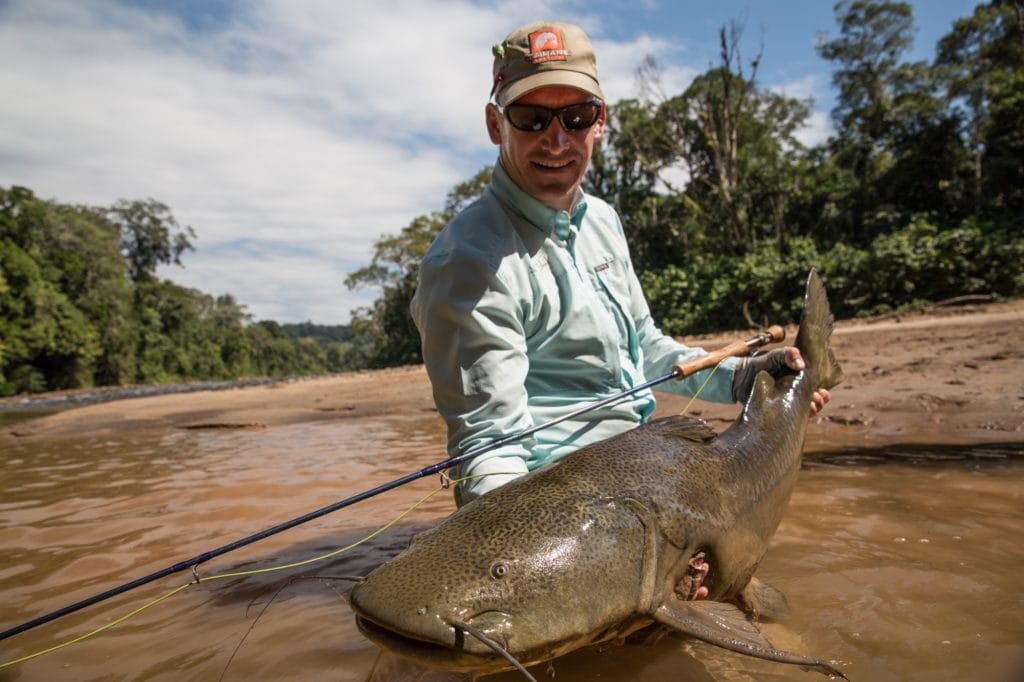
[160,243,379,324]
[0,0,503,323]
[769,73,836,147]
[594,33,701,104]
[795,109,834,148]
[0,1,840,323]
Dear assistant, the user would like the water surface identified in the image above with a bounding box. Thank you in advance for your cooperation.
[1,416,1021,681]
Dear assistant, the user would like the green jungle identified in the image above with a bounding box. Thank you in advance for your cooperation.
[2,1,1022,396]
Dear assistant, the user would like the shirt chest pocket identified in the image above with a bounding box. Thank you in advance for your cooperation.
[589,254,632,305]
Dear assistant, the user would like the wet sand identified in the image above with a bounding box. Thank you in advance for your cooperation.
[6,297,1022,452]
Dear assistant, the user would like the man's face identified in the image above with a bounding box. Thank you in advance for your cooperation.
[486,85,606,212]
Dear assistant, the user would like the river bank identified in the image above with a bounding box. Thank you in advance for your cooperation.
[0,377,288,413]
[3,297,1023,452]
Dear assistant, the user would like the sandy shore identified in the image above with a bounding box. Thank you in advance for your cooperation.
[4,298,1023,453]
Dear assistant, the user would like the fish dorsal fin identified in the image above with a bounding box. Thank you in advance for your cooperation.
[646,415,717,443]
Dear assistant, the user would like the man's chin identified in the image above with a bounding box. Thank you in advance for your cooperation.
[529,181,582,211]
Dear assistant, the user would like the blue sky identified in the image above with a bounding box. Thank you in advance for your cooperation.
[0,0,980,324]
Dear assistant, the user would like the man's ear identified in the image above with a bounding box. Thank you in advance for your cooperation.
[592,104,607,141]
[485,103,503,145]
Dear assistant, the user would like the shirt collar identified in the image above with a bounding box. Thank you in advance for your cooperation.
[491,161,588,241]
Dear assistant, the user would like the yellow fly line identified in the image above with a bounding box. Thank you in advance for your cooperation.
[2,355,733,671]
[680,362,720,415]
[0,476,474,670]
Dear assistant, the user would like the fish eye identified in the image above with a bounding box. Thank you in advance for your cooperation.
[489,561,510,579]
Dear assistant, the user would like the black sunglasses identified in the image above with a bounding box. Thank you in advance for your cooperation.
[499,98,604,133]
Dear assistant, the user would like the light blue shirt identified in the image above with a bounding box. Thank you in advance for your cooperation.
[411,162,738,503]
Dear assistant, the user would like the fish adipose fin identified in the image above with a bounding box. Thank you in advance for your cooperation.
[652,600,847,679]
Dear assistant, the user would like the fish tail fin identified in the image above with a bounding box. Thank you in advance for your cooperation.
[795,270,843,391]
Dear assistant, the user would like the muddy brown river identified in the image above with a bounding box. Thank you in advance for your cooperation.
[1,412,1022,681]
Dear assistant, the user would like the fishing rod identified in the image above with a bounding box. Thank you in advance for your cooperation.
[1,325,784,643]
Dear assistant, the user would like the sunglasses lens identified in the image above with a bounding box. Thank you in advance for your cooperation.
[505,105,552,132]
[503,100,601,132]
[560,102,600,130]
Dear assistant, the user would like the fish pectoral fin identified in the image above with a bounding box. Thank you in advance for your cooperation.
[736,576,791,622]
[654,600,773,650]
[652,601,847,679]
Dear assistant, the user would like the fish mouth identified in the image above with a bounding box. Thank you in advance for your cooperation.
[354,613,513,673]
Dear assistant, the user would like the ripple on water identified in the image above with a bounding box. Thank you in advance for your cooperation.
[1,423,1021,681]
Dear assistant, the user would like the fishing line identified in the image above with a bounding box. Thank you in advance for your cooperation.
[0,475,489,670]
[679,362,721,416]
[0,369,692,645]
[0,583,192,669]
[452,619,539,682]
[2,327,780,654]
[0,357,731,669]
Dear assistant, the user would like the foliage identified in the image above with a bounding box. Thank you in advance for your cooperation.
[639,238,826,335]
[345,167,492,367]
[834,217,1024,314]
[4,2,1022,392]
[630,1,1022,337]
[936,0,1024,218]
[109,199,196,283]
[0,186,358,395]
[346,2,1021,366]
[641,217,1024,332]
[587,96,694,272]
[594,26,813,269]
[1,188,108,391]
[816,0,942,244]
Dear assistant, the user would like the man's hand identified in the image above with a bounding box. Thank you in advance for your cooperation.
[731,347,831,415]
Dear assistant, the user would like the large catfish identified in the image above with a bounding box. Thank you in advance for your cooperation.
[350,270,846,679]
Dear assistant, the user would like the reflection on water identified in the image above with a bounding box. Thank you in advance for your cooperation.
[1,416,1022,682]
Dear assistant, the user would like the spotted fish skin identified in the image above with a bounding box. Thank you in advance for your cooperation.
[350,270,846,679]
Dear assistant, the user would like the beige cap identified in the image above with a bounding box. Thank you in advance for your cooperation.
[491,21,604,106]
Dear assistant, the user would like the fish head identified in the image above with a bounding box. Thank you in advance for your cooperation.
[349,492,648,672]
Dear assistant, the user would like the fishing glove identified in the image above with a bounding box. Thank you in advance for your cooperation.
[730,348,789,403]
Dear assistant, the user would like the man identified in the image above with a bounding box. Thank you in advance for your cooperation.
[412,21,828,509]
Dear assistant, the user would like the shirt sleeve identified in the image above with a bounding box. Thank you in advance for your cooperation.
[636,315,739,404]
[411,246,533,501]
[608,212,739,404]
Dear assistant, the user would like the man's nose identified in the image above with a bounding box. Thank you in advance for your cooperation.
[540,117,571,148]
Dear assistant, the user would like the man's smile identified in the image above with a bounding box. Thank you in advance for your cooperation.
[532,158,576,170]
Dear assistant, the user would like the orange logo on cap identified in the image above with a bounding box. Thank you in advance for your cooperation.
[528,27,569,63]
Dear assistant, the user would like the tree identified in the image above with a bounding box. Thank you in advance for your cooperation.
[937,0,1024,218]
[0,187,107,391]
[686,26,760,250]
[817,0,925,242]
[587,96,689,272]
[606,24,811,265]
[345,168,492,367]
[982,68,1024,215]
[628,24,768,256]
[109,199,196,283]
[1,184,373,393]
[47,204,137,385]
